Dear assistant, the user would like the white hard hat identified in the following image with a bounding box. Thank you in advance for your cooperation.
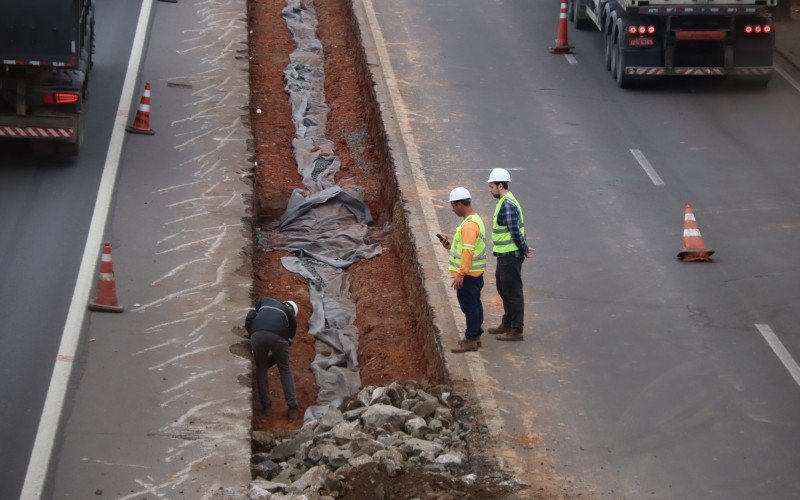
[487,168,511,183]
[284,300,299,317]
[448,187,471,202]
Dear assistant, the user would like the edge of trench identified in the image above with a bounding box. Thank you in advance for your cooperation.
[350,0,524,479]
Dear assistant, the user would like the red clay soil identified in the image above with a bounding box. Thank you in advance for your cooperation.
[247,0,441,432]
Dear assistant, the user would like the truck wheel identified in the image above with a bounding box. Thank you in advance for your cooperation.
[603,29,613,70]
[614,41,632,89]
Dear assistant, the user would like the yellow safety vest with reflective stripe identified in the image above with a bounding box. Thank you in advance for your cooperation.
[492,192,525,254]
[448,214,487,274]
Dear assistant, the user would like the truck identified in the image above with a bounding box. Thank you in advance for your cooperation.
[568,0,777,88]
[0,0,95,155]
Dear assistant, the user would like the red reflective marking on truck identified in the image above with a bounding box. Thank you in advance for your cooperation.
[675,31,726,41]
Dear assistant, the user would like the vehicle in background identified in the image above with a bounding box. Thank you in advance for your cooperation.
[569,0,776,88]
[0,0,95,155]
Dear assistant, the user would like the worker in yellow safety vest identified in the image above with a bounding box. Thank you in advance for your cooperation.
[486,168,532,341]
[438,187,487,353]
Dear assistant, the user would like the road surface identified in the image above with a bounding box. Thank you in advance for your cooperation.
[364,0,800,497]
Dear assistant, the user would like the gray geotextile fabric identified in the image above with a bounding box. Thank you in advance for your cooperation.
[273,0,377,420]
[277,186,381,269]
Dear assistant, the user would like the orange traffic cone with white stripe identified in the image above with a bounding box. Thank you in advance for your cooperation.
[126,82,155,135]
[88,242,124,312]
[550,1,573,54]
[678,204,714,262]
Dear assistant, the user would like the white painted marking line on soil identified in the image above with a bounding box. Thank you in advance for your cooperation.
[360,0,506,437]
[756,324,800,388]
[630,148,665,186]
[775,64,800,95]
[20,2,155,498]
[565,54,578,65]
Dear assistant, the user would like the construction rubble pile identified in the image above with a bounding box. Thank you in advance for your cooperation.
[248,381,509,498]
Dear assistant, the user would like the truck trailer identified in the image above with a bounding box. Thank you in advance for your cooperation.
[569,0,776,88]
[0,0,95,155]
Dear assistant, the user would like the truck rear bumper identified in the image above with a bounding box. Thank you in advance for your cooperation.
[625,66,773,77]
[0,115,77,141]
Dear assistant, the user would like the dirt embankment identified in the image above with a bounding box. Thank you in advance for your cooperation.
[247,0,444,433]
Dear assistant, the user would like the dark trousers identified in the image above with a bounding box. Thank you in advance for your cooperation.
[495,254,524,330]
[250,330,298,409]
[456,274,484,340]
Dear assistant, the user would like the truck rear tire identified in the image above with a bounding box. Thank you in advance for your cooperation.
[603,29,613,70]
[613,39,632,89]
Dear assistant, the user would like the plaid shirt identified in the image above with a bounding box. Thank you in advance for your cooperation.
[494,198,528,258]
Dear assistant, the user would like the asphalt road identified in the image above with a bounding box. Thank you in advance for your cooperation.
[368,0,800,497]
[0,1,143,498]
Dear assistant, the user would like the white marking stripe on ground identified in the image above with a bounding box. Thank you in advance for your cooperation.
[630,148,665,186]
[775,64,800,95]
[565,54,578,65]
[20,1,155,498]
[756,324,800,388]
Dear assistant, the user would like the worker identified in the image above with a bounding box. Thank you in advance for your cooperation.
[246,296,300,420]
[439,187,487,353]
[486,168,532,341]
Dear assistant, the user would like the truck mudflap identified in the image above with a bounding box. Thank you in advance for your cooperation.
[626,66,773,76]
[0,115,77,141]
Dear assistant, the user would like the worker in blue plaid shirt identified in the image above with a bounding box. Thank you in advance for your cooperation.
[486,168,532,341]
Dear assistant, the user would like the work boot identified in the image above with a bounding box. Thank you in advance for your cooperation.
[261,402,272,417]
[450,339,480,353]
[487,323,510,335]
[287,407,299,420]
[496,328,524,341]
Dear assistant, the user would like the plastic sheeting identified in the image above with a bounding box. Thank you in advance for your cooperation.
[265,0,378,420]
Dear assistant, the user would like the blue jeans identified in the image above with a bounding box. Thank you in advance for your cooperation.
[457,274,484,340]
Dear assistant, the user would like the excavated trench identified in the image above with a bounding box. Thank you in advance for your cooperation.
[248,0,445,433]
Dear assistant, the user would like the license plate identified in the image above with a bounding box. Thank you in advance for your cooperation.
[629,37,655,47]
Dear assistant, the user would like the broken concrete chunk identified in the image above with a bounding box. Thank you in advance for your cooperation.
[290,465,328,494]
[250,479,288,494]
[347,453,373,468]
[360,404,414,431]
[402,437,444,457]
[435,453,464,466]
[330,420,359,445]
[404,417,429,436]
[413,400,439,419]
[342,406,368,421]
[319,408,344,431]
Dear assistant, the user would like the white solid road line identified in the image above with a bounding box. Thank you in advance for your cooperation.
[20,1,154,498]
[630,148,665,186]
[756,324,800,388]
[775,64,800,95]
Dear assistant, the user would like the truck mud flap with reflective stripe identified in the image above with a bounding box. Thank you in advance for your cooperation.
[625,67,773,76]
[0,126,75,138]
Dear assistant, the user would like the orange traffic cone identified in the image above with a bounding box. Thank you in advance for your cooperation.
[88,242,124,312]
[550,1,574,54]
[126,82,155,135]
[678,204,715,262]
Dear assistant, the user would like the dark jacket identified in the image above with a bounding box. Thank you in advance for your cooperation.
[245,297,297,341]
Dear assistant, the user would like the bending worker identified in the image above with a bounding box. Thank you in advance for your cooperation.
[246,297,300,420]
[486,168,532,342]
[439,187,486,353]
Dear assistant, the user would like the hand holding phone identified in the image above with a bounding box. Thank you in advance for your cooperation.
[436,233,450,249]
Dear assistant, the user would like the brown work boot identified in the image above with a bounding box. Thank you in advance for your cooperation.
[496,328,524,341]
[450,339,480,353]
[487,323,510,335]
